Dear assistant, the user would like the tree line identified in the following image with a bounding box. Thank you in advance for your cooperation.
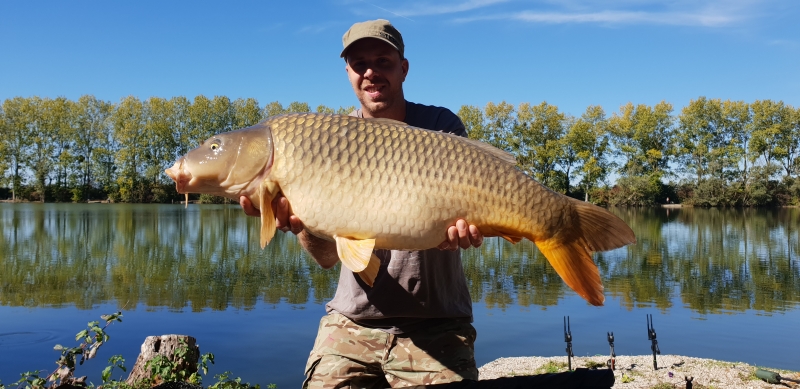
[459,99,799,206]
[1,95,798,206]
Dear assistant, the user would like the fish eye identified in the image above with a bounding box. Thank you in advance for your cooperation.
[210,139,222,151]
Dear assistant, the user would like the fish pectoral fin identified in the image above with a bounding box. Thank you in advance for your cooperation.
[356,254,381,287]
[258,182,276,248]
[334,235,375,272]
[535,237,604,306]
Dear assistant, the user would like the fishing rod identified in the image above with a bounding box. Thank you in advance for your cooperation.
[647,314,660,369]
[564,316,574,371]
[607,332,616,370]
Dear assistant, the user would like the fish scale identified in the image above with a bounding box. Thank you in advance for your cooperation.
[165,113,636,306]
[274,114,518,247]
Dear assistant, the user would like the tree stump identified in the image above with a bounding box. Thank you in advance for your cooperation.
[126,335,199,386]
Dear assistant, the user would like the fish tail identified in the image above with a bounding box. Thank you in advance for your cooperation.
[533,199,636,306]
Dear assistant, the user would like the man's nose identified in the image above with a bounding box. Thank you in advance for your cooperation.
[363,67,375,79]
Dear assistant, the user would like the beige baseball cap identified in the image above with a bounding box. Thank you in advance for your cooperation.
[340,19,404,58]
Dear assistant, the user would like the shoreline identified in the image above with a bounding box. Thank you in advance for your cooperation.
[478,354,799,388]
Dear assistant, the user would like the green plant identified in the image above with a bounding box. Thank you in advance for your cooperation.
[621,373,635,383]
[207,372,261,389]
[3,312,270,389]
[584,360,606,369]
[536,361,568,374]
[101,355,127,384]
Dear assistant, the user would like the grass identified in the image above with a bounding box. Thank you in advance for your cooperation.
[584,360,607,370]
[535,361,568,374]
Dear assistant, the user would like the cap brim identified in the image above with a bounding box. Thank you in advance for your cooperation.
[340,37,401,58]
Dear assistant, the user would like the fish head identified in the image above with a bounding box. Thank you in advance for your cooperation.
[165,122,273,200]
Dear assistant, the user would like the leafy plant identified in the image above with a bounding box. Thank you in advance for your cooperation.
[0,312,269,389]
[621,373,635,383]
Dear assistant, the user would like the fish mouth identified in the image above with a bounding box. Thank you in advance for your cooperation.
[165,159,192,194]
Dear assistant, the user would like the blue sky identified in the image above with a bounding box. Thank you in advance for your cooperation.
[1,0,798,117]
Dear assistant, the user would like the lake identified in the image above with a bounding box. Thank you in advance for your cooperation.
[1,203,798,387]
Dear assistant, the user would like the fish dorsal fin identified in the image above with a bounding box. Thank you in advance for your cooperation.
[367,116,516,165]
[334,235,380,286]
[367,117,407,127]
[258,181,276,248]
[460,137,516,165]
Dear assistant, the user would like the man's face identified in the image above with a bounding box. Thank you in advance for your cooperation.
[344,38,408,117]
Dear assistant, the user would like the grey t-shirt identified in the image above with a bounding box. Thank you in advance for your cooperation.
[325,101,473,334]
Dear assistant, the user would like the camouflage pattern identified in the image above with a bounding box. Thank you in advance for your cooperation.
[303,313,478,388]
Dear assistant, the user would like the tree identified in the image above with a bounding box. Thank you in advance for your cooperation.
[187,95,215,147]
[483,101,515,152]
[609,101,674,177]
[515,102,566,192]
[3,98,37,199]
[457,105,487,142]
[210,96,234,134]
[232,97,262,128]
[24,97,52,201]
[563,105,612,202]
[74,95,113,201]
[169,96,192,158]
[112,96,146,202]
[40,97,77,199]
[723,100,753,205]
[264,101,285,117]
[144,97,179,187]
[608,102,674,206]
[286,101,311,113]
[749,100,790,174]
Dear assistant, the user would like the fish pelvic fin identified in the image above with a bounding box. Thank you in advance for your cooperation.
[500,234,524,244]
[334,235,379,286]
[533,199,636,306]
[258,181,276,248]
[357,254,381,287]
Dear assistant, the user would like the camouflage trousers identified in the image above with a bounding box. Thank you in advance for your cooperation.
[303,313,478,389]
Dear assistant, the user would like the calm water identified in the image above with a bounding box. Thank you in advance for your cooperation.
[0,204,798,387]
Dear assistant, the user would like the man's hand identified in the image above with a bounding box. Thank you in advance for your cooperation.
[438,219,483,251]
[239,195,305,234]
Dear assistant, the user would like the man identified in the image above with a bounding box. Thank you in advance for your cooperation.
[240,19,483,388]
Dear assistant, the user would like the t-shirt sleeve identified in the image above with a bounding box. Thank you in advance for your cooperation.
[435,110,467,137]
[404,102,467,138]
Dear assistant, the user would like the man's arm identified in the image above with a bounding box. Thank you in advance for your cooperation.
[239,195,340,268]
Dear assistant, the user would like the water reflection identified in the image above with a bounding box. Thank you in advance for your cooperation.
[1,204,798,314]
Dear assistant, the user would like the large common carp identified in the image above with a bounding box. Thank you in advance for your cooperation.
[165,113,635,306]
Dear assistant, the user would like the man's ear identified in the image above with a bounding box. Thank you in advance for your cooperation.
[401,58,409,81]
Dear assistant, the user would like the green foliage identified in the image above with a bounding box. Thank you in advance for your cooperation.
[144,338,210,385]
[3,96,799,206]
[2,312,267,389]
[208,372,261,389]
[621,373,635,383]
[583,360,606,369]
[536,361,568,374]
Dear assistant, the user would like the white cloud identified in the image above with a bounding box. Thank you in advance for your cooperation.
[389,0,786,27]
[508,9,736,27]
[395,0,510,17]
